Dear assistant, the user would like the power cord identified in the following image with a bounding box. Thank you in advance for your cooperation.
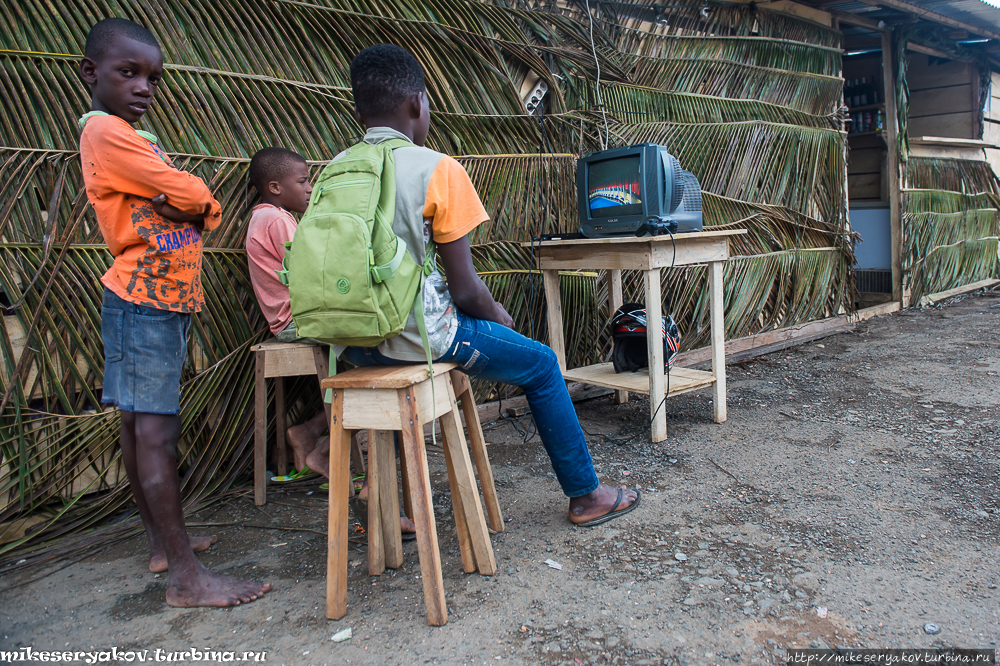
[584,0,610,151]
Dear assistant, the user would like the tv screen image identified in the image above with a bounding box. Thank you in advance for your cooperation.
[576,143,703,237]
[587,156,643,218]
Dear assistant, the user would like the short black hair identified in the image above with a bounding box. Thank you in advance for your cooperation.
[249,147,307,193]
[350,44,426,118]
[84,18,160,61]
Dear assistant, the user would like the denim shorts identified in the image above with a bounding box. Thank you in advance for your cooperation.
[100,288,191,414]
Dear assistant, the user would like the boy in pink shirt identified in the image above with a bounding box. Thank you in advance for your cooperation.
[246,148,327,475]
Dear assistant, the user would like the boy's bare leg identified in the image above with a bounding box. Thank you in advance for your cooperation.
[286,410,327,472]
[120,412,217,573]
[131,412,270,607]
[303,402,332,477]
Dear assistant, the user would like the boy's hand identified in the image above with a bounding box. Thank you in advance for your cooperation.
[494,301,514,329]
[152,194,206,228]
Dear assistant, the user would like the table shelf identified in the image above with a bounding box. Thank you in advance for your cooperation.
[563,363,715,396]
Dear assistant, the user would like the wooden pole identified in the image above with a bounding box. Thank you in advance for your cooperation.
[882,30,906,307]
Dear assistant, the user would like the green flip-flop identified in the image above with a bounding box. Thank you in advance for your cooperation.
[271,468,317,483]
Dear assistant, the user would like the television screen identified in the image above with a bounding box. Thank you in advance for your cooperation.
[587,155,643,218]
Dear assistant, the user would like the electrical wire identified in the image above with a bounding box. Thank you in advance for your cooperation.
[584,0,610,151]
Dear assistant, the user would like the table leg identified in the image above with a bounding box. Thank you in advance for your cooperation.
[709,260,727,423]
[608,269,628,404]
[644,269,666,442]
[326,389,351,620]
[542,269,567,373]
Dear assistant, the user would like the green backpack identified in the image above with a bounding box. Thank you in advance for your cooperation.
[280,138,434,356]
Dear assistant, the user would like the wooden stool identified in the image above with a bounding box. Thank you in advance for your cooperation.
[322,363,504,626]
[252,339,364,506]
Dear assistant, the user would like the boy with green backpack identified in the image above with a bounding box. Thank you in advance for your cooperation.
[287,44,639,527]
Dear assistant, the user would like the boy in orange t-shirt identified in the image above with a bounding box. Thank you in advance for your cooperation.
[78,18,269,607]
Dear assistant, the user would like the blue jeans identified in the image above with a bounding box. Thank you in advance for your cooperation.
[342,312,600,498]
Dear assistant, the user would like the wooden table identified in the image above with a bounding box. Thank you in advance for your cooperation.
[527,230,745,442]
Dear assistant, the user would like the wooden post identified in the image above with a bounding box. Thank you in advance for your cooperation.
[643,269,666,442]
[254,351,267,506]
[325,389,351,621]
[882,30,906,307]
[709,261,727,423]
[542,269,567,373]
[608,269,628,404]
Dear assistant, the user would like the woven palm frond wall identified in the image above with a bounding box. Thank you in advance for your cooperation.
[901,157,1000,302]
[0,0,852,564]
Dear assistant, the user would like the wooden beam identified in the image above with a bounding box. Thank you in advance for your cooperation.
[857,0,1000,41]
[907,41,955,60]
[883,30,906,307]
[918,278,1000,306]
[831,9,885,31]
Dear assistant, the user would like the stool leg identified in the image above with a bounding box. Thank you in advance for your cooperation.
[399,441,413,520]
[351,431,367,475]
[441,374,496,576]
[254,351,267,506]
[366,429,385,576]
[326,389,351,621]
[374,430,403,569]
[442,423,477,574]
[275,377,288,476]
[398,386,447,626]
[450,370,504,532]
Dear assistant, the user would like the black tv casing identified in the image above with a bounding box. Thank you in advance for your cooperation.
[576,143,703,237]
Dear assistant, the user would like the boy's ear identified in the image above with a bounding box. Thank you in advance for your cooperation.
[267,180,282,196]
[407,93,423,119]
[79,57,98,86]
[353,107,365,127]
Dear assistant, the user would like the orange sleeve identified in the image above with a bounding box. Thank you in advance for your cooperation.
[87,117,223,231]
[422,156,490,244]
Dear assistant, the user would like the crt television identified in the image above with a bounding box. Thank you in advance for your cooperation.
[577,143,703,237]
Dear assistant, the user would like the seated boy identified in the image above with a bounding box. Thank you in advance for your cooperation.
[245,147,327,477]
[340,44,640,527]
[79,18,270,606]
[246,149,416,536]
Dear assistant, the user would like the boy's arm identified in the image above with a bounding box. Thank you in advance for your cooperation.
[84,119,222,230]
[437,235,513,328]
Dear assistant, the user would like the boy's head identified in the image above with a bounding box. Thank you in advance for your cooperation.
[249,148,312,214]
[350,44,430,146]
[79,18,163,125]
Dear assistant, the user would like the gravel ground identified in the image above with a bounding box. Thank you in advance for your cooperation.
[1,287,998,665]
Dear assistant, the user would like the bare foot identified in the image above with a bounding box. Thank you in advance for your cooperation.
[166,566,271,608]
[305,440,330,479]
[357,482,415,535]
[568,483,638,525]
[286,423,319,473]
[149,534,218,573]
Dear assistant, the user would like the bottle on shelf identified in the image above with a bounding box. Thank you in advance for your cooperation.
[859,77,868,106]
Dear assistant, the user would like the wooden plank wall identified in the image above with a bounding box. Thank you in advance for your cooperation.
[906,54,977,140]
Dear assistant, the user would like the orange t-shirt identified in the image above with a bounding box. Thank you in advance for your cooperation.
[422,155,489,244]
[79,114,222,312]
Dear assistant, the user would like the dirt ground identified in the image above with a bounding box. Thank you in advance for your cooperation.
[2,288,999,665]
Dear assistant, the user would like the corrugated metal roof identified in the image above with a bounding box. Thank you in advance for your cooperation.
[885,0,1000,35]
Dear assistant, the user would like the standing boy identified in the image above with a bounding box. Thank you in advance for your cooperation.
[79,18,270,606]
[341,44,640,527]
